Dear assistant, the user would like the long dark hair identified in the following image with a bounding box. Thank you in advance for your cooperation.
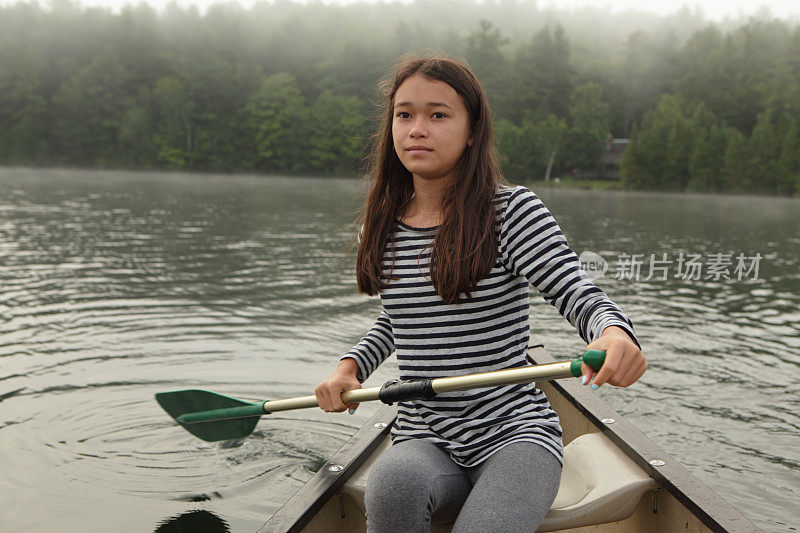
[356,51,507,304]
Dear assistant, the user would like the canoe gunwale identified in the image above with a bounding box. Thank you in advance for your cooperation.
[259,405,397,533]
[527,346,760,533]
[260,344,761,533]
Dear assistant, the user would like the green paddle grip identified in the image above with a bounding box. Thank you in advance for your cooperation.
[569,349,606,378]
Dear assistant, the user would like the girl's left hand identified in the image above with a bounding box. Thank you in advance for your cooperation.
[581,326,647,389]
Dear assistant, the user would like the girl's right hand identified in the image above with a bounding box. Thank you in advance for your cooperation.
[314,358,362,414]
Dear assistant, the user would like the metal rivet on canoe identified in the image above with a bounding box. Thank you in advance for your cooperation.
[649,459,666,467]
[328,465,344,472]
[601,418,615,424]
[374,422,388,429]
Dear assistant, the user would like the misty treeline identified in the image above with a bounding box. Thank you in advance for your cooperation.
[1,0,799,195]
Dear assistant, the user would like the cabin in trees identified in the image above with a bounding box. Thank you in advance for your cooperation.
[567,137,629,180]
[600,138,629,179]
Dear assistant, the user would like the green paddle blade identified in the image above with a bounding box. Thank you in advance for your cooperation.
[155,389,265,442]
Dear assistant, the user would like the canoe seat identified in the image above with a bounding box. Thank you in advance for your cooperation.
[340,431,658,531]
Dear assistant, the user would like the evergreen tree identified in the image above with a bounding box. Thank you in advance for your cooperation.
[190,59,264,172]
[719,127,748,193]
[512,24,574,124]
[663,106,693,191]
[152,76,195,170]
[464,20,509,90]
[0,0,798,195]
[50,53,131,166]
[561,82,611,173]
[306,90,366,175]
[119,88,157,169]
[496,119,541,181]
[687,104,726,192]
[619,122,654,190]
[464,20,511,118]
[0,44,49,164]
[747,110,786,193]
[613,30,678,138]
[536,114,568,181]
[246,73,309,174]
[496,117,567,181]
[621,94,690,190]
[672,26,731,129]
[726,20,791,133]
[777,119,800,195]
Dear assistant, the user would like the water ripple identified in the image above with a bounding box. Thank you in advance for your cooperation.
[0,170,796,532]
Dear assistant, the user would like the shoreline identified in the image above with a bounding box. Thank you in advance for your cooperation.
[1,165,797,199]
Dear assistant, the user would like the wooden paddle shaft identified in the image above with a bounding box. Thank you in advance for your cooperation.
[261,360,574,414]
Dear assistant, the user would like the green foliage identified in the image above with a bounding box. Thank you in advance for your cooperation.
[247,73,308,173]
[465,20,509,88]
[496,115,567,181]
[686,104,726,192]
[152,76,194,170]
[119,102,155,168]
[777,119,800,196]
[561,82,611,171]
[747,110,786,193]
[623,94,800,195]
[306,91,366,176]
[621,95,690,190]
[603,30,677,138]
[720,127,748,193]
[511,24,574,124]
[465,20,511,115]
[495,119,540,180]
[0,1,797,195]
[245,76,367,175]
[0,44,48,163]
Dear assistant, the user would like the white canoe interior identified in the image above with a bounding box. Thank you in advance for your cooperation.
[273,345,758,533]
[299,378,718,532]
[342,431,658,532]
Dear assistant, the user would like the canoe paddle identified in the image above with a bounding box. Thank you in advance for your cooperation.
[155,349,605,442]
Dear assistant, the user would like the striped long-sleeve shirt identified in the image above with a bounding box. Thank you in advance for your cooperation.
[341,185,638,466]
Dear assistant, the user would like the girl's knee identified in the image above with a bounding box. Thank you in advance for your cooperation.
[366,441,446,503]
[365,440,470,527]
[364,450,435,531]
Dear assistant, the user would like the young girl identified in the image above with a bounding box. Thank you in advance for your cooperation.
[314,53,646,533]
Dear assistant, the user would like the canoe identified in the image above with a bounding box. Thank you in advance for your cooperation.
[260,343,760,533]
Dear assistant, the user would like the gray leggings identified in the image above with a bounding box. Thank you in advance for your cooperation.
[364,439,562,533]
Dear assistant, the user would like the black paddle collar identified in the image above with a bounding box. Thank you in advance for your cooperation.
[378,378,437,405]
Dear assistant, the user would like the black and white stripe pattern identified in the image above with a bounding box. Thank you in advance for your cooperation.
[342,185,638,466]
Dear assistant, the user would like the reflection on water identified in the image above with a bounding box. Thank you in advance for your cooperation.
[0,168,797,532]
[155,510,230,533]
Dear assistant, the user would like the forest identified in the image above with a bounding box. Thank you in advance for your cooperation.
[1,0,799,195]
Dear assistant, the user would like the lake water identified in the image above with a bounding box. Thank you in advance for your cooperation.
[0,168,797,532]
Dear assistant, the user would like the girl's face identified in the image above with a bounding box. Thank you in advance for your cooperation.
[392,73,473,184]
